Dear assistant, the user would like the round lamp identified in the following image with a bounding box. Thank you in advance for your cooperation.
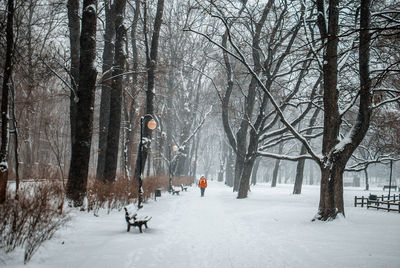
[172,145,178,151]
[147,119,157,130]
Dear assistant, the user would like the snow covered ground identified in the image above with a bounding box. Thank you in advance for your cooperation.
[3,181,400,268]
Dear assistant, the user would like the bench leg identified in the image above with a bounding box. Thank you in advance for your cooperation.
[127,224,131,232]
[138,224,143,233]
[145,222,148,229]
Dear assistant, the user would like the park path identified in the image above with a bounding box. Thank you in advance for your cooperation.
[6,181,400,268]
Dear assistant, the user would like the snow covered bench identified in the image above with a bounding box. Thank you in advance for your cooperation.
[171,187,180,195]
[383,185,397,191]
[180,184,188,192]
[124,207,151,233]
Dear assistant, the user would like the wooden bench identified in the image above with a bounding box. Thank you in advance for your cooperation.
[171,187,180,195]
[383,185,397,191]
[124,207,151,233]
[180,184,188,192]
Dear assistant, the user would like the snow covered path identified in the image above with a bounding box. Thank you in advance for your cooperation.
[4,181,400,268]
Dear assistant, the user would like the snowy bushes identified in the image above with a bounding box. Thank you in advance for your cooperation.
[0,181,69,263]
[86,175,194,214]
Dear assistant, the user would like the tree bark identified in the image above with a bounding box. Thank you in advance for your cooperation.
[67,0,80,147]
[103,0,127,182]
[96,0,115,181]
[66,0,98,206]
[0,0,14,204]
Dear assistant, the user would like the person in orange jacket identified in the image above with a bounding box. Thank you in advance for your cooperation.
[198,176,207,197]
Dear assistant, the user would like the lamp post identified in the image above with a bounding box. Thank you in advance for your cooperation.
[138,115,157,209]
[168,145,178,192]
[388,159,393,200]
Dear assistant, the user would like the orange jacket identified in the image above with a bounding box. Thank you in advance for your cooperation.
[198,177,207,188]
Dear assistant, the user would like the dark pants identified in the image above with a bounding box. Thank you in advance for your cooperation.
[200,187,205,197]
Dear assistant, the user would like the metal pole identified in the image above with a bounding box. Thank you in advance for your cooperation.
[168,146,172,192]
[389,160,393,200]
[138,117,144,209]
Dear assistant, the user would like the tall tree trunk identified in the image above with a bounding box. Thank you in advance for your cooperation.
[315,0,341,219]
[309,167,314,185]
[126,0,141,175]
[293,108,320,194]
[271,142,283,187]
[225,145,234,187]
[0,0,14,204]
[103,0,127,182]
[316,0,372,220]
[134,0,165,180]
[237,156,256,198]
[96,0,115,181]
[364,168,369,190]
[67,0,80,147]
[251,157,260,186]
[293,155,306,193]
[237,114,262,198]
[66,0,98,206]
[23,0,35,180]
[192,132,200,180]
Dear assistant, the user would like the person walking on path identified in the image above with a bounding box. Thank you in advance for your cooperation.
[198,176,207,197]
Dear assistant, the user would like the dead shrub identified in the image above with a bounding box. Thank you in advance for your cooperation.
[0,180,69,264]
[86,175,194,214]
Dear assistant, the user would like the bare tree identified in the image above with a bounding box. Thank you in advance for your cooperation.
[313,0,372,220]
